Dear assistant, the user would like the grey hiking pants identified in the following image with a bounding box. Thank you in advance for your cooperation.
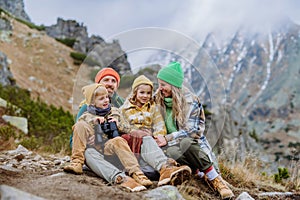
[165,137,213,172]
[140,136,168,171]
[84,148,125,184]
[84,136,167,183]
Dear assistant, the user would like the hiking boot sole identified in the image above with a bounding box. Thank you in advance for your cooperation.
[158,166,191,186]
[170,169,191,186]
[63,167,83,175]
[119,185,147,192]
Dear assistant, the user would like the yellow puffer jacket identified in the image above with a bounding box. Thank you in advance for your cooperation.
[120,99,166,136]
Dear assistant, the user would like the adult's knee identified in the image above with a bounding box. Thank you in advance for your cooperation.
[166,146,181,159]
[180,137,195,153]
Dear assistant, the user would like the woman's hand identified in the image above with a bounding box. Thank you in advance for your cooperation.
[154,135,167,147]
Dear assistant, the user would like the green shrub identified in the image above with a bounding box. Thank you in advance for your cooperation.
[274,167,290,183]
[0,8,11,17]
[203,104,212,117]
[137,67,156,75]
[15,18,45,31]
[249,129,259,142]
[70,52,100,66]
[19,135,43,150]
[0,8,44,32]
[288,142,300,148]
[84,56,101,66]
[0,85,73,153]
[51,131,70,153]
[119,74,135,89]
[55,38,76,48]
[70,51,86,61]
[90,68,100,81]
[0,125,16,140]
[70,52,86,65]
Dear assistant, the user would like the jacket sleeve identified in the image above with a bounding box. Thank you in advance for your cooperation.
[186,97,205,138]
[110,107,132,134]
[78,112,96,128]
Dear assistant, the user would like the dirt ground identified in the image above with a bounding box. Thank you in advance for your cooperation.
[0,167,145,200]
[0,164,219,200]
[1,164,299,200]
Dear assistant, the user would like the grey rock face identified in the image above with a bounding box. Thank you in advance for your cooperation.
[2,115,28,134]
[0,0,31,21]
[45,18,131,73]
[144,185,184,200]
[0,17,12,31]
[0,184,45,200]
[0,51,15,86]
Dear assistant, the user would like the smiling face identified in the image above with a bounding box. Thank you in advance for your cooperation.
[158,79,172,98]
[135,84,152,107]
[93,87,110,109]
[99,75,118,97]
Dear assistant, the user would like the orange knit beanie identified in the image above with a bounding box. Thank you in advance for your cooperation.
[94,67,120,85]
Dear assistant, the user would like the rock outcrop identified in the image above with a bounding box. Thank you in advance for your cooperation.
[0,51,15,86]
[0,0,31,21]
[45,18,131,73]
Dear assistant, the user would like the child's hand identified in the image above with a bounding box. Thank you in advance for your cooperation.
[107,117,117,123]
[107,117,117,126]
[94,117,105,124]
[154,135,167,147]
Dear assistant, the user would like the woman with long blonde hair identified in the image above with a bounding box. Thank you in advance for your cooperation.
[154,62,234,200]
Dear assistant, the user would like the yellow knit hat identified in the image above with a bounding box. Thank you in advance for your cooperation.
[132,75,153,90]
[82,83,107,105]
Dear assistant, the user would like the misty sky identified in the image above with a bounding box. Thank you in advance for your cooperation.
[24,0,300,40]
[23,0,300,68]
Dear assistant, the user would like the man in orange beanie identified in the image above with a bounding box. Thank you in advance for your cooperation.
[70,67,124,148]
[94,67,121,100]
[76,67,124,121]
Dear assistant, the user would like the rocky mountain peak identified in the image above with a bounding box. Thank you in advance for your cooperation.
[0,0,30,21]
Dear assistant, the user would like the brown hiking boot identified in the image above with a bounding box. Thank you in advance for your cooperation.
[158,159,191,186]
[116,175,147,192]
[210,176,234,199]
[132,171,153,187]
[63,162,83,175]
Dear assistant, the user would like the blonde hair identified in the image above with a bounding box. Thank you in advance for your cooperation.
[129,84,154,105]
[155,85,187,129]
[91,86,108,104]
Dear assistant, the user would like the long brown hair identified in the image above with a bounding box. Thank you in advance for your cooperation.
[154,85,187,129]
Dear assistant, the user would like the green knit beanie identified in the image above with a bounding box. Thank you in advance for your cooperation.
[157,62,184,88]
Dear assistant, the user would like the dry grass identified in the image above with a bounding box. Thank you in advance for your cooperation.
[177,153,299,200]
[285,160,300,191]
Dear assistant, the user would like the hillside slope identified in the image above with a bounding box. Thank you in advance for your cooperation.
[1,15,83,113]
